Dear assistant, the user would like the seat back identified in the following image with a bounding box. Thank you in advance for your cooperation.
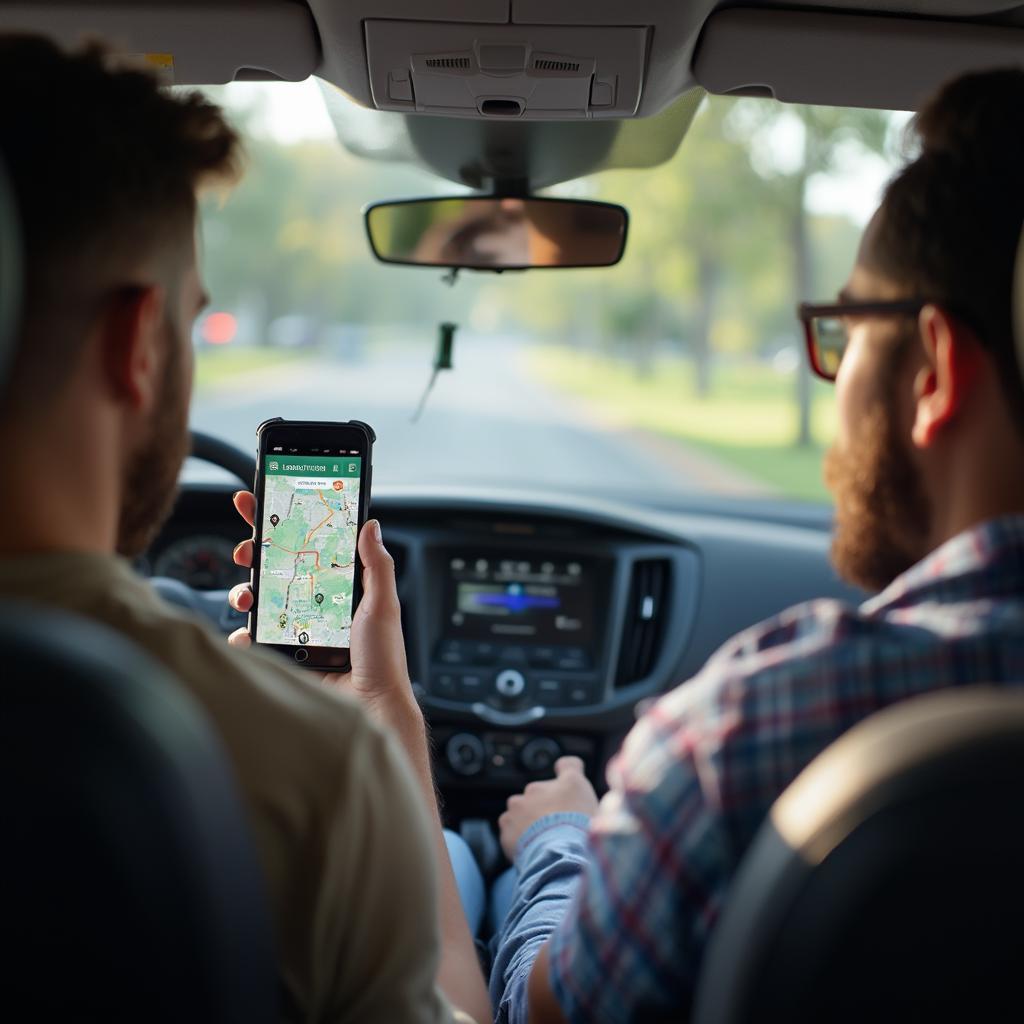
[1016,219,1023,364]
[0,153,20,384]
[1,605,278,1021]
[693,688,1024,1023]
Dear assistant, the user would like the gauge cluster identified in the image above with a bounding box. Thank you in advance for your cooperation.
[137,489,251,591]
[149,534,247,591]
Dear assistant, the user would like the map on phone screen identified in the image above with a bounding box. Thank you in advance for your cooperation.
[256,455,361,648]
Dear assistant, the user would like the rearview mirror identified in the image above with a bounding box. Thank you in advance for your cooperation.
[364,196,628,271]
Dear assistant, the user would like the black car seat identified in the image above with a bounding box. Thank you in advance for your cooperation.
[0,160,277,1020]
[3,608,279,1021]
[692,687,1024,1023]
[0,152,19,378]
[1017,217,1024,380]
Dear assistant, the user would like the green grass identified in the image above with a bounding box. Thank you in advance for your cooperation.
[194,345,309,390]
[527,347,837,502]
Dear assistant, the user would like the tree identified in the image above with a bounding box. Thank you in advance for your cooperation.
[670,97,783,395]
[726,103,891,444]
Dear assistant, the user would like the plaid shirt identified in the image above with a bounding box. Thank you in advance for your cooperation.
[490,516,1024,1023]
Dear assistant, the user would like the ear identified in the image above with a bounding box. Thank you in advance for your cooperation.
[99,285,167,413]
[911,304,984,449]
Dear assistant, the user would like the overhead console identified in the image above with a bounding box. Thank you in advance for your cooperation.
[363,20,647,120]
[311,0,705,120]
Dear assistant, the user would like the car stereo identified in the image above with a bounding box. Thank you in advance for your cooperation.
[430,552,606,710]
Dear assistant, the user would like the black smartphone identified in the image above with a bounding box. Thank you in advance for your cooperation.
[249,418,374,670]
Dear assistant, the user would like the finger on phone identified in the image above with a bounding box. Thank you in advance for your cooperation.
[233,539,254,568]
[227,627,251,648]
[228,582,253,612]
[232,490,257,528]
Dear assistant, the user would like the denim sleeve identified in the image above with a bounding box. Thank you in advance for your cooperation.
[488,813,592,1024]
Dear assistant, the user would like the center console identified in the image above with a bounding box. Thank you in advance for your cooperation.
[389,522,698,804]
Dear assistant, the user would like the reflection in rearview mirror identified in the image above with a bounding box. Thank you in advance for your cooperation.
[364,197,628,271]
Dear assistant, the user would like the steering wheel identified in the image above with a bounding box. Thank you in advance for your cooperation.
[189,429,256,488]
[147,431,257,631]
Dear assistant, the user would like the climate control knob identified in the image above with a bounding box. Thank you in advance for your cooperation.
[446,733,485,777]
[520,737,561,775]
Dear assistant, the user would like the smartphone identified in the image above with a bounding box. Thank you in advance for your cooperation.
[250,418,374,670]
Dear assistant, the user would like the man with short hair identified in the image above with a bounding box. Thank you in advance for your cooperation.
[488,67,1024,1022]
[0,35,490,1024]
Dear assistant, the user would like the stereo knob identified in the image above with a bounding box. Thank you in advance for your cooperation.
[520,737,561,774]
[495,668,527,699]
[446,733,485,777]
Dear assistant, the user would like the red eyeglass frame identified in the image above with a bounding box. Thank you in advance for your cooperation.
[797,299,927,381]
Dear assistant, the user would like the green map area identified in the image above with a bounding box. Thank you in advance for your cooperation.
[256,456,361,648]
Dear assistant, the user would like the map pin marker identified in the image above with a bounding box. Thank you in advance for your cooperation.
[315,593,324,605]
[270,514,280,527]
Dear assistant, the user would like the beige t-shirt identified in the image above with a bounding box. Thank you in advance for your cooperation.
[0,552,456,1024]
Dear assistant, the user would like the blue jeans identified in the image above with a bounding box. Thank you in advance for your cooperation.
[443,830,517,938]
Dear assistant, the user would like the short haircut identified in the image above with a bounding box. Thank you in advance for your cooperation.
[865,67,1024,434]
[0,34,242,412]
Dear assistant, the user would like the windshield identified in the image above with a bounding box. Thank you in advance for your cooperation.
[189,80,910,506]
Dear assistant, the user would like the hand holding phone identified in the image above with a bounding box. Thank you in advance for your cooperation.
[249,419,374,670]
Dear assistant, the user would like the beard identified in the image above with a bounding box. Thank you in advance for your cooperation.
[117,325,191,558]
[823,390,932,594]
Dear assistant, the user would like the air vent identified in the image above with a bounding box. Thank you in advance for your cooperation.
[425,56,471,70]
[615,559,670,688]
[534,58,581,73]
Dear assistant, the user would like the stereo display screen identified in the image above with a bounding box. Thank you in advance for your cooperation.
[445,554,594,646]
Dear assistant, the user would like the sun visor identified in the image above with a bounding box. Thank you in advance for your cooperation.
[363,20,648,121]
[0,1,320,84]
[694,8,1024,112]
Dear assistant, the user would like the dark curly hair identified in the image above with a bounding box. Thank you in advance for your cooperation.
[0,34,242,411]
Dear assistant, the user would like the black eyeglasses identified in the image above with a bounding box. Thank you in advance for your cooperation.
[797,299,927,382]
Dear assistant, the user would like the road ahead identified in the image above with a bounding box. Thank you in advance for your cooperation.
[189,340,763,496]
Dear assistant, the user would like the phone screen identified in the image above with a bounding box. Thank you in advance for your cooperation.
[255,452,362,650]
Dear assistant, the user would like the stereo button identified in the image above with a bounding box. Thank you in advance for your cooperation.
[566,684,592,705]
[433,673,458,698]
[495,669,527,699]
[458,674,486,699]
[536,679,564,706]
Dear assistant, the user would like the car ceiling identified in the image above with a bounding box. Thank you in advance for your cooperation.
[1,1,1021,189]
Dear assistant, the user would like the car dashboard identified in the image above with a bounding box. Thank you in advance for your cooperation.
[144,482,860,825]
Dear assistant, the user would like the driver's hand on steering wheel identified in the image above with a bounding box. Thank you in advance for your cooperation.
[226,491,420,727]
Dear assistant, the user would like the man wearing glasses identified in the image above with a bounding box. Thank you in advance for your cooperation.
[489,67,1024,1023]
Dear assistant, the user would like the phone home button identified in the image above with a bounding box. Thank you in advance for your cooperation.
[294,648,309,664]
